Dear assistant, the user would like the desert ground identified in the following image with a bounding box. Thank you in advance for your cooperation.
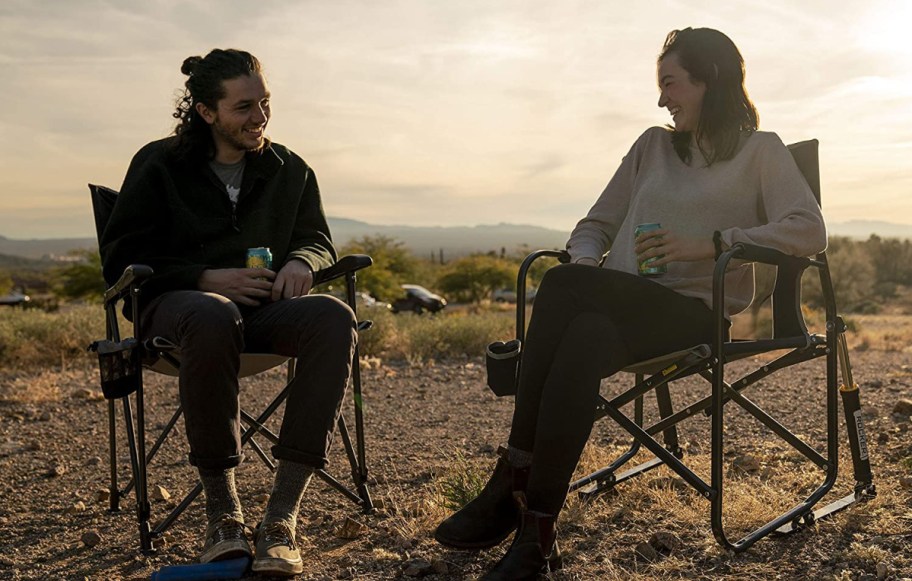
[0,331,910,580]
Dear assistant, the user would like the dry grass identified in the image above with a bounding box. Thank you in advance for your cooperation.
[0,303,103,369]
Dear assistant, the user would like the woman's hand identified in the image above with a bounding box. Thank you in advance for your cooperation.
[271,259,314,301]
[635,228,714,267]
[198,268,276,306]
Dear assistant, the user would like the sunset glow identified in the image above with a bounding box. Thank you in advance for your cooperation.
[1,0,909,239]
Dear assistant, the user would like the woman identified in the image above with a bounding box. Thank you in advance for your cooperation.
[434,27,826,580]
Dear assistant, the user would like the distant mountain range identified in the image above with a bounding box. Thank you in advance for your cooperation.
[0,218,908,260]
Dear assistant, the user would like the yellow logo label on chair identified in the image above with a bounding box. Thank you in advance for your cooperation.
[662,364,678,376]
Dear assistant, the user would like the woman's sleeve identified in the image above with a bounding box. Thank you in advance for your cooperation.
[719,133,827,257]
[565,131,647,263]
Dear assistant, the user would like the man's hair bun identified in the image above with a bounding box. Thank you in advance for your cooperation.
[181,55,202,76]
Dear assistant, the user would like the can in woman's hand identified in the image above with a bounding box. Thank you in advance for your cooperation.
[635,223,667,276]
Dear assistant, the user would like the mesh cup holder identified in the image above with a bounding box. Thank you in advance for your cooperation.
[486,339,522,396]
[89,338,140,399]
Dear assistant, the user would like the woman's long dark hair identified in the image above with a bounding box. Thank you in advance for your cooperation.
[659,28,759,166]
[171,49,263,162]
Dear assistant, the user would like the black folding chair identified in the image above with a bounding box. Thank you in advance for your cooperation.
[488,139,875,552]
[88,183,375,554]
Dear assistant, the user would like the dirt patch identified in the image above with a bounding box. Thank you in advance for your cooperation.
[0,350,910,580]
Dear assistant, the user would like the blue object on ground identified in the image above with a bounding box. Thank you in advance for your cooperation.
[150,556,251,580]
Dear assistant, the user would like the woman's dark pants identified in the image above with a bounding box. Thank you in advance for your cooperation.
[508,264,716,514]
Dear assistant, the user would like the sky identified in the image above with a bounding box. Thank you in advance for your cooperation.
[1,0,911,240]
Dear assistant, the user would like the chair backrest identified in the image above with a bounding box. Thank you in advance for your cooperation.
[89,183,119,244]
[767,139,821,339]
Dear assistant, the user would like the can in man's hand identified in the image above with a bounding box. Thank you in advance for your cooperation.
[635,223,667,276]
[246,247,273,270]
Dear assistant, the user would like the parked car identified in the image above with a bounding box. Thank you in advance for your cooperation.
[392,284,447,314]
[0,291,30,308]
[326,290,392,311]
[492,287,537,303]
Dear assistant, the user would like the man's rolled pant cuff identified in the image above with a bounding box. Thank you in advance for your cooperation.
[271,445,328,471]
[188,453,244,470]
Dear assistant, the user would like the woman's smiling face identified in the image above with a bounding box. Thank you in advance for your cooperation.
[657,52,706,133]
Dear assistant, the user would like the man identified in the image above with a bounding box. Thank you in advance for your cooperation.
[100,49,356,577]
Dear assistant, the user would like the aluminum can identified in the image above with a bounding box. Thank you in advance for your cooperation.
[246,247,273,270]
[635,223,667,276]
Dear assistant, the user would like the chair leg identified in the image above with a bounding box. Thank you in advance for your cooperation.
[654,382,681,456]
[337,414,374,512]
[349,342,373,512]
[573,384,663,499]
[107,399,120,513]
[121,393,155,554]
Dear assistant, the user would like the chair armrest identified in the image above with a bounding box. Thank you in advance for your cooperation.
[104,264,154,305]
[312,254,373,286]
[729,242,811,269]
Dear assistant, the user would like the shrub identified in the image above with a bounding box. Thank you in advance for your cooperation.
[0,304,103,369]
[436,449,489,511]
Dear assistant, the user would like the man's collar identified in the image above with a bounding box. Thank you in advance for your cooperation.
[243,140,284,181]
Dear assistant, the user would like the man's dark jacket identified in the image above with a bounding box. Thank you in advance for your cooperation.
[100,137,336,311]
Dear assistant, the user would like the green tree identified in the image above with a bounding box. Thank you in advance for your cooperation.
[338,235,422,301]
[436,254,514,303]
[0,270,13,296]
[508,245,562,290]
[802,238,875,312]
[864,235,912,287]
[53,249,105,302]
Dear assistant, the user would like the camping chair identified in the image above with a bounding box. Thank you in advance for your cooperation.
[486,139,875,552]
[88,183,375,554]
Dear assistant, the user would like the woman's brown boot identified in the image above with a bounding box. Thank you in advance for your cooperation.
[434,447,529,549]
[479,496,562,581]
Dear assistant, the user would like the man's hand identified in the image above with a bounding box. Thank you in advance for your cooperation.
[272,259,314,301]
[198,268,276,306]
[635,228,714,267]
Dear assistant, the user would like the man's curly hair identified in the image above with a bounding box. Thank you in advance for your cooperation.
[171,49,262,162]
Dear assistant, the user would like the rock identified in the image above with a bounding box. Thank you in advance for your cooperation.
[732,454,761,474]
[877,561,889,580]
[893,399,912,416]
[899,476,912,490]
[634,541,660,562]
[0,441,27,458]
[74,388,103,401]
[67,501,87,514]
[48,464,66,477]
[94,489,111,503]
[335,516,369,539]
[403,559,433,577]
[85,457,102,467]
[649,530,682,554]
[431,559,449,574]
[81,531,102,547]
[39,410,52,421]
[254,493,270,504]
[151,485,170,501]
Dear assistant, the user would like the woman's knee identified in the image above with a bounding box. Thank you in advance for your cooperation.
[536,263,588,302]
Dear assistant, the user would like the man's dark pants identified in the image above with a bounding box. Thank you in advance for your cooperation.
[141,291,358,471]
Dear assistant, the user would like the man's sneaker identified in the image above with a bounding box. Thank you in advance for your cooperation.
[200,515,252,563]
[252,520,304,576]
